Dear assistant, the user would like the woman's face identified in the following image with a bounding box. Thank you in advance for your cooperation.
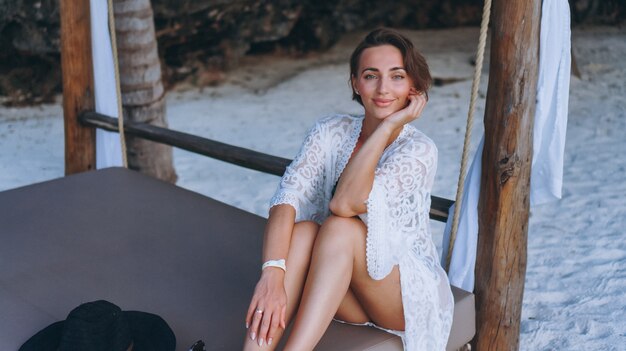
[352,45,416,121]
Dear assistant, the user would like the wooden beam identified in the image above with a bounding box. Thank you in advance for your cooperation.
[81,112,292,177]
[473,0,541,350]
[60,0,96,174]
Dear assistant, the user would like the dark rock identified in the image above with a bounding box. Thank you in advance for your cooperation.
[0,0,623,105]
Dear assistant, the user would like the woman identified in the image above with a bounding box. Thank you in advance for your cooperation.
[244,28,453,351]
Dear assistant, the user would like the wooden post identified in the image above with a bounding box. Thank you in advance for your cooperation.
[473,0,541,350]
[60,0,96,174]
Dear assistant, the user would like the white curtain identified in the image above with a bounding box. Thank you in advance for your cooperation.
[442,0,572,292]
[90,0,123,168]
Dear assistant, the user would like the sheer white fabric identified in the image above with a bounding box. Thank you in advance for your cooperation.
[90,0,123,168]
[270,114,453,350]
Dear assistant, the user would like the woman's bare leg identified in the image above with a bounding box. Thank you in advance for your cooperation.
[334,287,370,324]
[283,215,356,350]
[283,215,404,350]
[243,221,319,350]
[349,242,404,331]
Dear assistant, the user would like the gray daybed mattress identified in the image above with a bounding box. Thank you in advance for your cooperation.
[0,168,474,350]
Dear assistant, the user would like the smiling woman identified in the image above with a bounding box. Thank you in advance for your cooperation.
[351,45,416,122]
[349,29,432,105]
[242,28,453,351]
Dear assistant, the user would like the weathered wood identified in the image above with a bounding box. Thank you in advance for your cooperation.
[60,0,96,174]
[80,111,455,222]
[117,48,160,68]
[118,86,165,106]
[473,0,540,350]
[118,61,162,90]
[113,0,177,183]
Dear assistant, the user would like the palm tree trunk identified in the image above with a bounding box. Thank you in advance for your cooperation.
[113,0,177,182]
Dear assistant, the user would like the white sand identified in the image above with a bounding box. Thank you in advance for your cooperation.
[1,27,624,350]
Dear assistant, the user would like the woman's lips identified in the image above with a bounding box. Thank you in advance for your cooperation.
[372,98,395,107]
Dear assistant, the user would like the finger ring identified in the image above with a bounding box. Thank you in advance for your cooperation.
[255,309,263,314]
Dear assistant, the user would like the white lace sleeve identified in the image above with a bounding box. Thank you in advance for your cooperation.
[269,121,328,224]
[363,132,453,351]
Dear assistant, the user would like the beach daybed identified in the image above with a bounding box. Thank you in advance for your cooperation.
[29,0,544,346]
[0,167,474,350]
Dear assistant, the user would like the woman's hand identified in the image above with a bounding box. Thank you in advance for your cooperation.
[245,268,287,347]
[383,88,427,130]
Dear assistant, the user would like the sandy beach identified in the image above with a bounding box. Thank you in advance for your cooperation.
[1,26,625,350]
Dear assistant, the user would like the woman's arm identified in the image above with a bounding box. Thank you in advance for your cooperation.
[328,123,394,217]
[246,204,295,332]
[329,94,427,217]
[262,204,296,263]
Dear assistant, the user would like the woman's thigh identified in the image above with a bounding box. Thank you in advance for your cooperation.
[320,216,405,331]
[351,263,404,331]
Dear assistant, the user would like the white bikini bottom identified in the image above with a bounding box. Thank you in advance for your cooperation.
[332,318,405,339]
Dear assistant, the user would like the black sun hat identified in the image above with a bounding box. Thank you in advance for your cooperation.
[19,300,176,351]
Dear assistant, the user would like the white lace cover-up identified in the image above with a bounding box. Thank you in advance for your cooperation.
[270,114,454,350]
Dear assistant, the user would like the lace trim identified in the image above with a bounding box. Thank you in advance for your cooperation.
[269,191,299,212]
[364,178,392,280]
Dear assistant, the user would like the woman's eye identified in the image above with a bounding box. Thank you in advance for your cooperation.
[392,75,405,80]
[364,74,377,80]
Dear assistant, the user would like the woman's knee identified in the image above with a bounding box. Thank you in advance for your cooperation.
[315,215,366,255]
[320,215,365,236]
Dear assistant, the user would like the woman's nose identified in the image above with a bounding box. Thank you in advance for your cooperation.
[376,77,389,94]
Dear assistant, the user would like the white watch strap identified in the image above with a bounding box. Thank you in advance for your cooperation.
[262,259,286,272]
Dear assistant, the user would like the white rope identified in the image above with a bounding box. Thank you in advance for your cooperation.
[107,0,128,168]
[445,0,492,272]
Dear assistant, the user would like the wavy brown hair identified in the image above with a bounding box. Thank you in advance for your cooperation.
[349,28,432,105]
